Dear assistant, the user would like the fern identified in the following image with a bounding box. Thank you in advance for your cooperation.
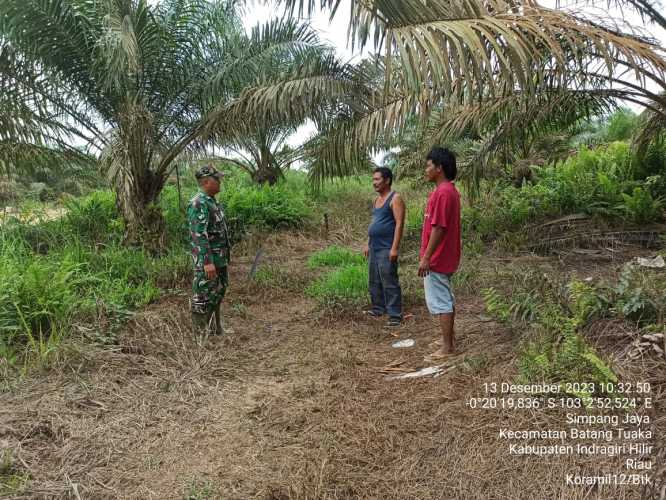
[582,351,618,384]
[481,287,510,323]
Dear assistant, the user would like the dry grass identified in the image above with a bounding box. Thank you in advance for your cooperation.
[1,227,664,499]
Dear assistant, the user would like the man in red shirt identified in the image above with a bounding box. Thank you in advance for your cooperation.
[418,147,461,360]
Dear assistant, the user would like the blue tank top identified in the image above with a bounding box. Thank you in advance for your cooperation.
[368,191,396,250]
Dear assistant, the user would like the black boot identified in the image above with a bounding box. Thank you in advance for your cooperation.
[191,311,213,335]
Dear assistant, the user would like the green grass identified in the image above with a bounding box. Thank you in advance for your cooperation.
[160,169,316,245]
[0,192,189,370]
[1,173,329,369]
[306,263,368,306]
[307,245,365,269]
[183,478,215,500]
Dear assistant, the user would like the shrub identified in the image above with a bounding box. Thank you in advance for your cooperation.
[465,141,665,244]
[619,187,663,224]
[160,185,189,245]
[0,219,187,366]
[220,176,313,229]
[160,174,315,245]
[482,277,618,396]
[307,175,371,203]
[603,108,639,142]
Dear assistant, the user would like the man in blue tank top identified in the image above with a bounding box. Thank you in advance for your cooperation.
[364,167,406,326]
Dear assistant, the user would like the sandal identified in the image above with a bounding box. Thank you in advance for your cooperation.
[386,317,402,327]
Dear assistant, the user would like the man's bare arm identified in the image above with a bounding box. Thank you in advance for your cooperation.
[424,226,445,259]
[418,225,446,276]
[390,194,406,261]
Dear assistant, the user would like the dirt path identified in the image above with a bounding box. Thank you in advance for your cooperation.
[0,242,659,499]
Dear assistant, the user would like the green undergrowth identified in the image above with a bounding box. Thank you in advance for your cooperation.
[307,245,365,269]
[481,263,665,399]
[304,245,368,307]
[1,171,330,370]
[0,190,190,372]
[160,170,316,244]
[306,263,368,307]
[463,141,666,247]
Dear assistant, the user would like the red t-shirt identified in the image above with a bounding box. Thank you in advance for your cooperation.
[420,181,461,274]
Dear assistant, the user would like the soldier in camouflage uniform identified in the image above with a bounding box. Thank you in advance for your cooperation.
[187,165,231,335]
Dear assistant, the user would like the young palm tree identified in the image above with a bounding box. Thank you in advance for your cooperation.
[0,0,353,250]
[219,124,302,185]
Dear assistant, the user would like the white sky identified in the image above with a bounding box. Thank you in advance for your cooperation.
[241,0,666,154]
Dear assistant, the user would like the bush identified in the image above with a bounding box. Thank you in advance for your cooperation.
[221,180,313,229]
[160,173,315,245]
[307,246,365,269]
[0,207,188,366]
[619,187,663,224]
[307,175,371,203]
[603,108,639,142]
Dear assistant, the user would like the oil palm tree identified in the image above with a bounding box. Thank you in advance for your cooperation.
[219,124,303,184]
[0,0,354,250]
[281,0,666,184]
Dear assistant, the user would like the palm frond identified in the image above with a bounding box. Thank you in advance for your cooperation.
[0,39,95,177]
[633,93,666,154]
[281,0,666,104]
[556,0,666,31]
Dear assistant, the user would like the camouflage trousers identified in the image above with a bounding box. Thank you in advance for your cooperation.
[191,266,228,314]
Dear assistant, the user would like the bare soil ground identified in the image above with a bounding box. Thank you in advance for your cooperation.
[1,230,664,499]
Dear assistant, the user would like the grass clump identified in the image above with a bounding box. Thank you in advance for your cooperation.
[306,245,369,308]
[307,245,365,269]
[0,450,30,496]
[183,478,215,500]
[306,263,368,306]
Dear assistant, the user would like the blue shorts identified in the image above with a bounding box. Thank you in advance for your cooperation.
[424,271,455,314]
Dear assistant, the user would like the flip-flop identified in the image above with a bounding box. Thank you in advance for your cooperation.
[363,310,383,318]
[429,339,464,350]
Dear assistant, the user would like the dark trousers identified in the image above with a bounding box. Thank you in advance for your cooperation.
[369,247,402,319]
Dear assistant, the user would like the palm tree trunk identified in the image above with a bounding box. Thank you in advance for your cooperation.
[253,165,282,185]
[115,169,168,255]
[252,146,283,185]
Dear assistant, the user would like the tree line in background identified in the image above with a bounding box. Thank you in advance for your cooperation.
[1,0,665,251]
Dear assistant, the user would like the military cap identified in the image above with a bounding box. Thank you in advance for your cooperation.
[195,164,224,180]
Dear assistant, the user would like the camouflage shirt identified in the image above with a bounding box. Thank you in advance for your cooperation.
[187,191,230,269]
